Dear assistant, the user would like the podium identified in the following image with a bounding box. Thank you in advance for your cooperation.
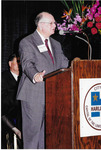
[44,60,101,149]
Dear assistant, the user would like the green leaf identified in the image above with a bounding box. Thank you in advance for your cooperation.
[81,0,84,5]
[75,2,79,14]
[78,1,82,16]
[71,0,76,16]
[60,0,70,11]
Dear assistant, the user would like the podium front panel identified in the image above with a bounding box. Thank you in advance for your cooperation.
[45,69,72,149]
[71,60,101,149]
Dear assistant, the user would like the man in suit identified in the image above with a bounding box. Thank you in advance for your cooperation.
[1,54,22,148]
[16,12,69,149]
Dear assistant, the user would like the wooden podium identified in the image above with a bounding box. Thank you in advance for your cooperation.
[44,60,101,149]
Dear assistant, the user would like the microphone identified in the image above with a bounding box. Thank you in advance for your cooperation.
[59,29,92,60]
[75,35,92,60]
[59,30,79,35]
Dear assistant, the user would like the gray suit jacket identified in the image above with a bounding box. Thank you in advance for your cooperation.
[16,31,69,104]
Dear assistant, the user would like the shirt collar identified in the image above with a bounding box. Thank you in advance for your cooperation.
[36,30,49,44]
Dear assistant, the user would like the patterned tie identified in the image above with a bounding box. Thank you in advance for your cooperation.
[45,39,54,64]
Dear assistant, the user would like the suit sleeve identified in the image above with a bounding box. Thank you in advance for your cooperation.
[19,39,38,82]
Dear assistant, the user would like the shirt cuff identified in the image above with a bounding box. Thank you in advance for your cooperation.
[33,73,38,83]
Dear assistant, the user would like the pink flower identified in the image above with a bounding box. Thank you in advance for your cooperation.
[93,4,98,9]
[90,7,96,14]
[57,26,63,30]
[74,14,82,24]
[75,14,82,22]
[96,0,100,6]
[86,9,91,17]
[91,27,98,34]
[68,24,73,29]
[98,7,101,11]
[63,20,66,23]
[73,20,77,24]
[71,24,79,31]
[87,9,90,13]
[98,7,101,14]
[58,0,101,36]
[87,14,93,20]
[66,15,70,20]
[62,22,66,26]
[94,13,100,18]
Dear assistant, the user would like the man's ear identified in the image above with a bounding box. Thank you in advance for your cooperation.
[9,61,11,67]
[38,23,42,31]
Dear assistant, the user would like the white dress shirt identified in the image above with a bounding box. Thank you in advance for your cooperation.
[10,71,18,81]
[36,30,53,55]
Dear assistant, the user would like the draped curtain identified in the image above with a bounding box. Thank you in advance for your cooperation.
[2,1,65,71]
[2,0,101,71]
[2,1,28,71]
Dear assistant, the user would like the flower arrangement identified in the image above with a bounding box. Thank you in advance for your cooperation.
[57,0,101,35]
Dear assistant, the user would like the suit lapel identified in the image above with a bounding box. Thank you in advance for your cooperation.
[32,31,55,65]
[32,31,59,67]
[9,72,17,83]
[32,31,43,46]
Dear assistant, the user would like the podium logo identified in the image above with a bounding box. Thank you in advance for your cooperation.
[84,83,101,130]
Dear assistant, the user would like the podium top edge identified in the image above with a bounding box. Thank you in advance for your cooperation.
[43,68,70,79]
[71,59,101,65]
[72,59,101,62]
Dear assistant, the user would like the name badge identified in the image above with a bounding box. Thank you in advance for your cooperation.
[37,44,48,53]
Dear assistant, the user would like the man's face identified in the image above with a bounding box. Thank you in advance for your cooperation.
[9,57,19,72]
[38,13,56,38]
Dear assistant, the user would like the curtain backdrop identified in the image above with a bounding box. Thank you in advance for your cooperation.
[2,0,101,71]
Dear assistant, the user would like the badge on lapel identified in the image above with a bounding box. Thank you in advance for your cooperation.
[37,44,48,53]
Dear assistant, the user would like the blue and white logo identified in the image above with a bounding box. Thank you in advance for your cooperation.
[84,83,101,130]
[91,92,101,117]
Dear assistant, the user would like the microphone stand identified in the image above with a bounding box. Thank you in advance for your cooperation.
[75,31,92,60]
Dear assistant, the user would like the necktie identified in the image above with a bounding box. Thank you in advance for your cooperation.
[45,39,54,64]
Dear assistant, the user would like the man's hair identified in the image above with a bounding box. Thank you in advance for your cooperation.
[34,13,43,26]
[34,12,52,26]
[8,53,17,62]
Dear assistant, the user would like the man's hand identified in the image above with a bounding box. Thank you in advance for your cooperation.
[12,127,21,139]
[34,70,46,83]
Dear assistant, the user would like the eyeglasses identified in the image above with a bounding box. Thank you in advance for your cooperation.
[39,21,57,26]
